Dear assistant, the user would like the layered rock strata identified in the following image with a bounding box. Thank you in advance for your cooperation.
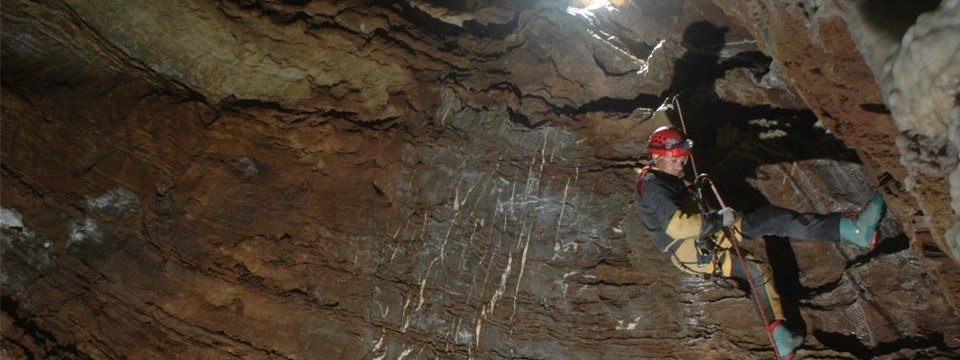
[2,0,958,358]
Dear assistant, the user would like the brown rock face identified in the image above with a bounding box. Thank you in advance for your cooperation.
[2,0,958,359]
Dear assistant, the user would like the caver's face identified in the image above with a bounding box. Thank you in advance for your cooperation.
[655,154,688,178]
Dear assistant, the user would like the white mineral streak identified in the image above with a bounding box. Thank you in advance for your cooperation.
[508,133,553,320]
[759,129,788,139]
[475,310,484,348]
[749,119,780,127]
[69,218,101,244]
[399,212,430,333]
[0,207,25,230]
[0,207,34,241]
[489,254,513,313]
[439,179,462,260]
[397,347,414,360]
[371,335,385,357]
[476,250,514,348]
[562,271,577,295]
[616,315,642,330]
[401,128,574,351]
[540,128,550,175]
[402,257,438,332]
[460,221,482,275]
[86,188,139,210]
[401,294,413,333]
[554,178,571,252]
[511,230,533,321]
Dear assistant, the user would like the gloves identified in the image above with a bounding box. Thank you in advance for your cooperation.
[717,207,736,227]
[701,207,736,235]
[695,207,736,266]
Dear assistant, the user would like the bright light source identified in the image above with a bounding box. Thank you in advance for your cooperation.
[566,0,614,17]
[582,0,611,10]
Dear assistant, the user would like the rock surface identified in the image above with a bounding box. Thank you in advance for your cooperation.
[2,0,959,359]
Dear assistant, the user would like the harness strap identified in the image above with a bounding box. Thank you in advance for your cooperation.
[635,166,652,197]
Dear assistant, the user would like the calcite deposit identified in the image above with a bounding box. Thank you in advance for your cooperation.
[2,0,958,359]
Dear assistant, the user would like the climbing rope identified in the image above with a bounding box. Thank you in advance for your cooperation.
[675,97,786,360]
[700,175,784,360]
[672,96,701,177]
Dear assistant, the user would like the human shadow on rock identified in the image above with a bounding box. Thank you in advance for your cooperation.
[657,21,905,347]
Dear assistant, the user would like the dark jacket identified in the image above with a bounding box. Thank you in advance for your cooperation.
[633,167,707,253]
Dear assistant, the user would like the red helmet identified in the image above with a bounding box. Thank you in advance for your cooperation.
[647,126,693,157]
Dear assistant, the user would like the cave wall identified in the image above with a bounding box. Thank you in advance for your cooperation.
[2,0,959,359]
[711,0,960,283]
[841,0,960,260]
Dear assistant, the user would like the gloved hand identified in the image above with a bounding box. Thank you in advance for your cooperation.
[717,207,736,227]
[702,207,737,234]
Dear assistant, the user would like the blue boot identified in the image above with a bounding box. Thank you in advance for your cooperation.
[839,193,885,248]
[768,320,804,360]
